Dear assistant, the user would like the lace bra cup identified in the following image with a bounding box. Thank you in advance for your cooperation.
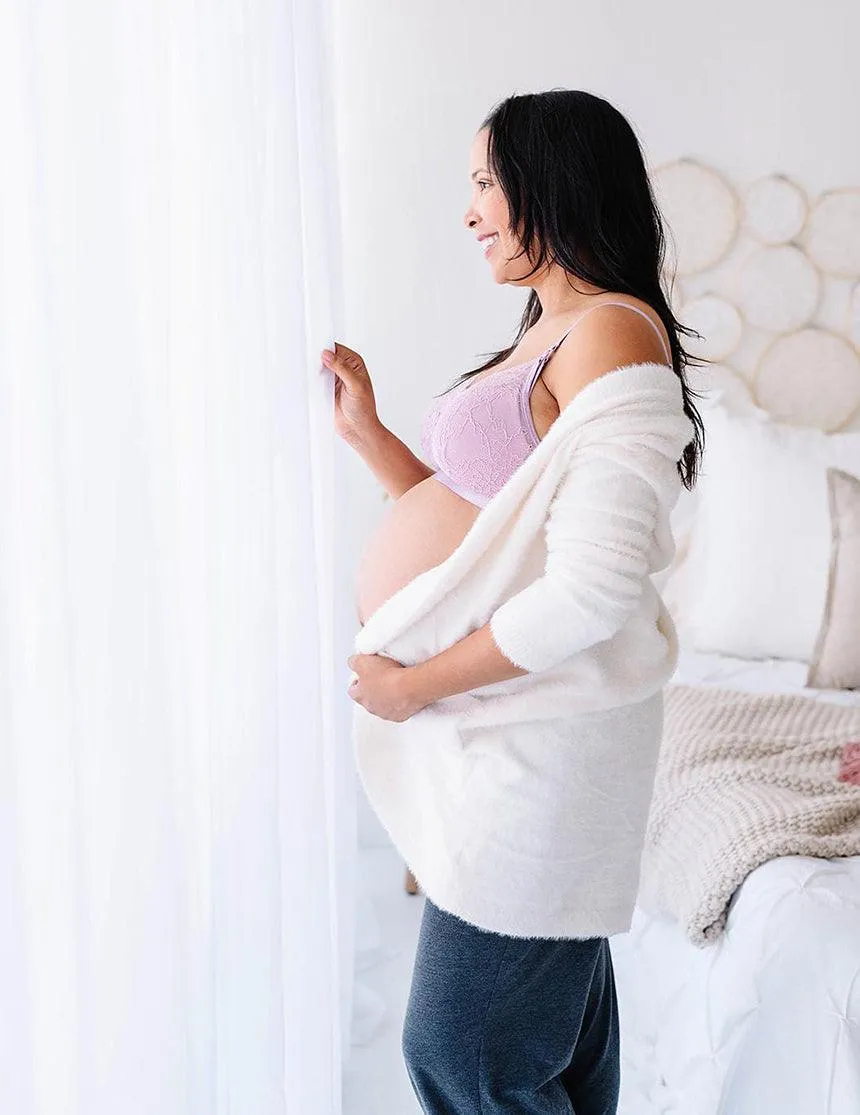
[420,301,672,507]
[420,358,546,507]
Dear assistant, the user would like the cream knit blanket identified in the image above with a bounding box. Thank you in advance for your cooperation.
[638,683,860,946]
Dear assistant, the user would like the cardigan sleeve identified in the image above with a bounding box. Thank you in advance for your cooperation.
[487,445,664,673]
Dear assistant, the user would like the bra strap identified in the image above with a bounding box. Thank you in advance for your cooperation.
[540,301,673,366]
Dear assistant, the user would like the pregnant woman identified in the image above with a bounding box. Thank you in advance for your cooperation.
[323,90,703,1115]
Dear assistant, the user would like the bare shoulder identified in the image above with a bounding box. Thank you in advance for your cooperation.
[545,297,672,411]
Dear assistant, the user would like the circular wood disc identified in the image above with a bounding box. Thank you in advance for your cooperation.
[804,189,860,276]
[753,328,860,431]
[654,159,739,275]
[849,282,860,350]
[687,363,755,412]
[742,174,808,244]
[734,244,820,332]
[681,294,744,361]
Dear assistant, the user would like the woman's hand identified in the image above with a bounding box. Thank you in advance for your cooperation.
[346,652,426,722]
[321,343,383,447]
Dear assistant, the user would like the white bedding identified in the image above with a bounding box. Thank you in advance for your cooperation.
[611,649,860,1115]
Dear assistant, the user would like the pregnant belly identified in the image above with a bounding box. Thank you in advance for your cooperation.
[355,474,481,626]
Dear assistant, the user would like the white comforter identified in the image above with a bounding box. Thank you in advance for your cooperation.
[611,649,860,1115]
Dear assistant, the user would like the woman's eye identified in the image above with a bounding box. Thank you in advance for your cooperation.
[477,180,491,191]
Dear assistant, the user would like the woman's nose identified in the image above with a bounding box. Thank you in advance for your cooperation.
[463,206,478,230]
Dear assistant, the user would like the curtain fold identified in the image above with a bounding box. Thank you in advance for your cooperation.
[0,1,357,1112]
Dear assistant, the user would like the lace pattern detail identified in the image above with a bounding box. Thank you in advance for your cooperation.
[420,362,542,504]
[419,300,674,506]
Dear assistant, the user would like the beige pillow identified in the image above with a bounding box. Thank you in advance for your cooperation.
[807,468,860,689]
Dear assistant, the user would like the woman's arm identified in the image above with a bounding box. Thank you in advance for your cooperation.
[395,450,662,709]
[399,621,528,708]
[353,422,435,500]
[323,342,435,498]
[359,431,667,720]
[350,620,527,723]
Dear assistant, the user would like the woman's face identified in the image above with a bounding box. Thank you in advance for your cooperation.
[463,128,531,286]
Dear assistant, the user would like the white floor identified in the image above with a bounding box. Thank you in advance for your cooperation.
[343,843,425,1115]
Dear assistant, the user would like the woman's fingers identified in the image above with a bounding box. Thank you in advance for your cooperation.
[322,342,380,445]
[322,343,367,388]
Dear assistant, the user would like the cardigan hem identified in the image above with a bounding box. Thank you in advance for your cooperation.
[413,879,638,941]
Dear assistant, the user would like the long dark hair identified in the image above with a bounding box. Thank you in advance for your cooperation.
[444,89,706,490]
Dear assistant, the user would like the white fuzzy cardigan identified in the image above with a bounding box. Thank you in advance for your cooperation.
[352,362,696,939]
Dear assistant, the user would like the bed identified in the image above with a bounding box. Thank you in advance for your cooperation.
[609,651,860,1115]
[605,301,860,1106]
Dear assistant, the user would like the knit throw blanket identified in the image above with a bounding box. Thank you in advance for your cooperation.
[638,683,860,946]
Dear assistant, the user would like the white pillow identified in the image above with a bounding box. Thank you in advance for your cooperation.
[655,372,754,631]
[684,405,860,661]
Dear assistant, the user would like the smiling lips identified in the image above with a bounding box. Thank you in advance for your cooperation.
[482,233,499,258]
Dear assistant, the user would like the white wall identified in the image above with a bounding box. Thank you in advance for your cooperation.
[329,0,860,846]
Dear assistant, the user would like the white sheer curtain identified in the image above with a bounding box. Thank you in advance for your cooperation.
[0,2,360,1112]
